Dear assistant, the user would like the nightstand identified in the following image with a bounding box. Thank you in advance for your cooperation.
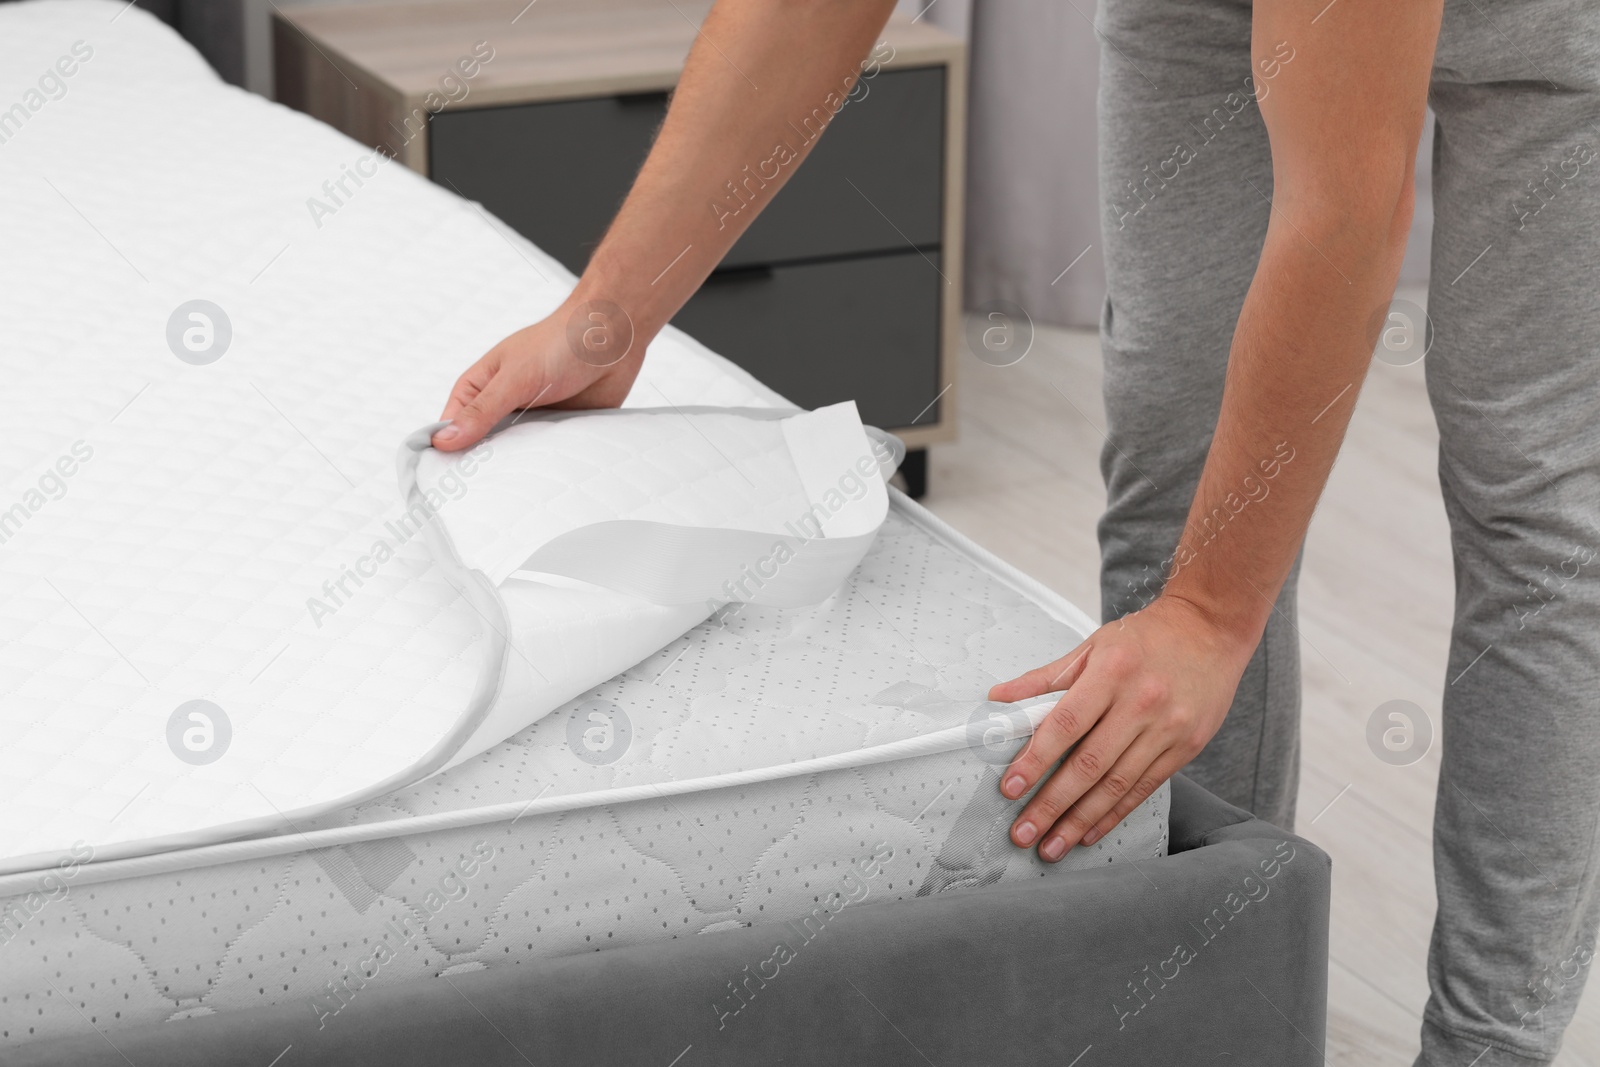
[273,0,966,496]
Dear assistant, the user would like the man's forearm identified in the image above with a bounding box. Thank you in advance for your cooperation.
[1159,1,1443,644]
[1160,213,1412,639]
[568,0,899,341]
[430,0,898,449]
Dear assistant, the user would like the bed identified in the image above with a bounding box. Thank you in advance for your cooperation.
[0,2,1330,1062]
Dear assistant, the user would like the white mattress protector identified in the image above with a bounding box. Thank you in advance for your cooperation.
[0,0,893,877]
[406,402,900,775]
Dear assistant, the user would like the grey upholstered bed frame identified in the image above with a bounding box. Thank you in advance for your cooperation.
[17,775,1330,1065]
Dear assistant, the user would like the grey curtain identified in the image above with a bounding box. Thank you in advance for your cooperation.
[956,1,1431,329]
[175,0,247,86]
[963,0,1106,329]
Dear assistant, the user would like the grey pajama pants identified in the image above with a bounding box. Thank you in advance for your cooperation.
[1093,0,1600,1062]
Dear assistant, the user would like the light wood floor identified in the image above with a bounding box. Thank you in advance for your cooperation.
[919,299,1600,1065]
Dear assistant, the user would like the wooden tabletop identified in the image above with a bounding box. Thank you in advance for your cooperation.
[275,0,963,107]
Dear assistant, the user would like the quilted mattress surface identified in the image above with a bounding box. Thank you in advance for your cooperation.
[0,0,1169,1047]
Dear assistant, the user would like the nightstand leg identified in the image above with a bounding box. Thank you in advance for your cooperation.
[898,448,928,500]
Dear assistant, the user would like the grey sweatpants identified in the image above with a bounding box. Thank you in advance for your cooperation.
[1093,0,1600,1062]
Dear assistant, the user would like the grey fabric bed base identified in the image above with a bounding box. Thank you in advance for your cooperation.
[14,776,1329,1066]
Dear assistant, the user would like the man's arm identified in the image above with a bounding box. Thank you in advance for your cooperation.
[433,0,898,450]
[990,0,1444,860]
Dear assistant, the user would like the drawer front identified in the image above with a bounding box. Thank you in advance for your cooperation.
[722,65,944,268]
[428,66,945,273]
[670,250,943,430]
[430,91,666,275]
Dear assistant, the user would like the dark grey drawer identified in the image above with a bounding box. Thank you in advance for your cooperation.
[428,66,945,272]
[671,250,943,430]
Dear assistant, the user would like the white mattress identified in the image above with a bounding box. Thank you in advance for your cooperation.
[0,0,1168,1047]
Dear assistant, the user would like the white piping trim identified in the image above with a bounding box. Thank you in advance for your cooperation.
[0,701,1053,894]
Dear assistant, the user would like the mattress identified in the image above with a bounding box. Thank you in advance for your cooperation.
[0,0,1168,1048]
[3,778,1334,1067]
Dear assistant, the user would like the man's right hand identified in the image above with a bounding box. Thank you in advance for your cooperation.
[431,305,644,451]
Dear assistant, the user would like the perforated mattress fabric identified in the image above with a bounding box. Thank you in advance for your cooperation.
[0,0,1169,1049]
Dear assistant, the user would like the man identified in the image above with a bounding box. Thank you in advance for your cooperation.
[432,0,1600,1062]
